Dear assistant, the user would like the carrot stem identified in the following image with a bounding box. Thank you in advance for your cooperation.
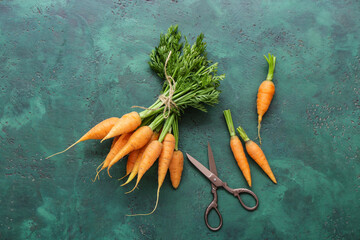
[236,126,250,142]
[223,109,236,137]
[148,114,164,131]
[158,114,174,143]
[264,53,276,81]
[172,115,179,150]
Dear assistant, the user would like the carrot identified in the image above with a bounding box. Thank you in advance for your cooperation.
[257,53,276,144]
[121,131,160,186]
[101,112,141,142]
[118,149,139,181]
[126,140,163,194]
[133,133,175,215]
[169,150,184,189]
[93,132,132,181]
[111,136,120,148]
[107,126,154,177]
[168,115,183,189]
[107,114,164,177]
[237,126,277,184]
[223,110,251,187]
[46,117,119,159]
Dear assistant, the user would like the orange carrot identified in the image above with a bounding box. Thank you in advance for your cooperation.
[169,150,184,189]
[111,136,120,148]
[107,126,154,177]
[118,149,139,181]
[93,132,132,181]
[223,110,251,187]
[121,132,160,186]
[126,140,163,194]
[257,53,276,144]
[133,133,175,215]
[46,117,119,159]
[237,126,277,184]
[101,112,141,142]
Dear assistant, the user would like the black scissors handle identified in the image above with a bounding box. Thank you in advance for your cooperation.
[223,183,259,211]
[204,186,223,231]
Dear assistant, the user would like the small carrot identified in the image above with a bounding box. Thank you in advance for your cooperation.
[133,133,175,216]
[93,132,132,181]
[121,131,160,186]
[46,117,119,159]
[101,112,141,142]
[257,53,276,144]
[127,116,175,216]
[223,110,251,187]
[111,136,120,148]
[168,114,183,189]
[126,139,163,194]
[169,150,184,189]
[107,126,153,177]
[237,126,277,184]
[118,149,139,181]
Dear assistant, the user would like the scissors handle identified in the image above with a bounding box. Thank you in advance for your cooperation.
[204,186,223,231]
[204,199,223,231]
[223,183,259,211]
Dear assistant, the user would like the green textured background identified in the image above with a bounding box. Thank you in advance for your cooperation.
[1,0,359,239]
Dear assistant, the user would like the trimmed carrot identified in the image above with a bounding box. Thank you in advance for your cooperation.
[126,140,163,194]
[237,126,277,184]
[169,150,184,189]
[101,112,141,142]
[46,117,119,159]
[93,132,132,181]
[107,126,154,177]
[121,132,160,186]
[257,53,276,144]
[223,110,251,187]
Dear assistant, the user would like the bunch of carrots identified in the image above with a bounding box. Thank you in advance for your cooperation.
[223,53,277,187]
[47,25,224,215]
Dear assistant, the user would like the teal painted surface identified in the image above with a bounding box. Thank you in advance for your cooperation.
[0,0,359,239]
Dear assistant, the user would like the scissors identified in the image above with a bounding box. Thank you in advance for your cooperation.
[186,143,259,231]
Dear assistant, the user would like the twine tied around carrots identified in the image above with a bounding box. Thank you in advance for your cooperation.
[132,51,178,118]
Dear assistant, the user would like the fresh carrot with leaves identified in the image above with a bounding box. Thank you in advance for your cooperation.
[237,126,277,184]
[93,132,132,181]
[223,110,251,187]
[101,112,142,143]
[257,53,276,144]
[46,117,119,159]
[107,114,164,177]
[121,131,160,186]
[168,115,183,189]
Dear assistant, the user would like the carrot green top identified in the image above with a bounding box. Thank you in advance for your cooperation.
[223,109,236,137]
[236,126,250,142]
[264,53,276,81]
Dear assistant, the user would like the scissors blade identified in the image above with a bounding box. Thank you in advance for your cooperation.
[186,153,224,188]
[207,142,218,177]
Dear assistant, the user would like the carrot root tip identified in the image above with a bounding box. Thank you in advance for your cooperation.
[126,187,160,217]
